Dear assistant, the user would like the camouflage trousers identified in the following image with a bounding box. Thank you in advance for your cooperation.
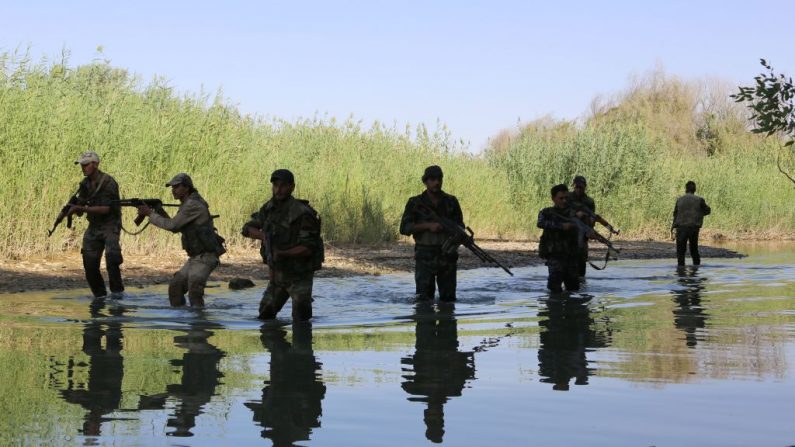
[259,271,314,321]
[414,245,458,302]
[545,258,580,293]
[81,222,124,298]
[169,252,220,307]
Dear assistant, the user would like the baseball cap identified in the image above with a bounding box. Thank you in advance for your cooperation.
[74,151,100,165]
[165,173,194,188]
[270,169,295,184]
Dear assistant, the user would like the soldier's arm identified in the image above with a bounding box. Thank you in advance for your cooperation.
[399,199,418,235]
[83,178,118,216]
[241,210,265,240]
[700,198,711,216]
[537,210,566,230]
[148,200,202,232]
[277,213,316,259]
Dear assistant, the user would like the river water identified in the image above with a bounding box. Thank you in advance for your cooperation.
[1,244,793,446]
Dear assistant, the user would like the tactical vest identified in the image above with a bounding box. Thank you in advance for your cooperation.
[538,207,579,260]
[674,194,707,228]
[261,198,324,273]
[180,194,226,257]
[410,193,461,246]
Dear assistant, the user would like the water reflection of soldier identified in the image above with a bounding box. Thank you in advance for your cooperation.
[246,324,326,446]
[671,266,708,348]
[137,322,225,437]
[59,300,125,437]
[401,304,476,443]
[537,298,610,391]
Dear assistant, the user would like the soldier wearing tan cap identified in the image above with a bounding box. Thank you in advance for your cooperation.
[67,151,125,298]
[137,173,226,307]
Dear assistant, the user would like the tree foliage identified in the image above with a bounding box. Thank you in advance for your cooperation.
[732,59,795,183]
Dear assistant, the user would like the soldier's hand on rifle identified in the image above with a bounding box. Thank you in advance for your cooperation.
[137,204,153,217]
[68,204,87,216]
[244,227,266,241]
[428,222,444,233]
[562,222,575,231]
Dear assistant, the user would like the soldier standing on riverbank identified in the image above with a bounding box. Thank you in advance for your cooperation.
[538,184,588,293]
[400,165,464,302]
[672,181,711,266]
[67,151,125,298]
[241,169,323,321]
[137,173,225,307]
[567,175,616,278]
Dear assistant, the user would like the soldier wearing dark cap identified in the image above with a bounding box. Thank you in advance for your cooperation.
[567,175,615,278]
[672,181,711,266]
[66,151,125,298]
[242,169,324,321]
[137,173,226,307]
[400,165,464,302]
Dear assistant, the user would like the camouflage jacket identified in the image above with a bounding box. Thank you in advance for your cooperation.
[537,206,580,259]
[399,191,464,246]
[77,170,121,226]
[242,196,322,274]
[149,192,225,257]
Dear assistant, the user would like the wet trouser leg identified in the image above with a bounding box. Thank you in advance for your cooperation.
[676,226,700,266]
[547,259,580,293]
[82,227,108,298]
[169,262,190,307]
[168,253,219,307]
[104,228,124,293]
[688,228,701,265]
[436,254,458,302]
[414,247,437,301]
[259,272,314,321]
[676,228,689,266]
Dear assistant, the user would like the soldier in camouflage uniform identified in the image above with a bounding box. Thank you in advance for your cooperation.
[242,169,323,321]
[67,151,125,298]
[672,181,711,266]
[137,173,226,307]
[567,175,615,278]
[538,184,589,293]
[400,165,464,302]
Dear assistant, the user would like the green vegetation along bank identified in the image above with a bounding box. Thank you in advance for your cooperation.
[1,54,793,258]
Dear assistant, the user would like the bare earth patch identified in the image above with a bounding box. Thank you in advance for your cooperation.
[0,240,743,294]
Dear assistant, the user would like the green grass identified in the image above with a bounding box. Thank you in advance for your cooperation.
[1,52,793,258]
[0,51,524,257]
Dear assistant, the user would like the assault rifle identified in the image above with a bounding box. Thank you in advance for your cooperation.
[415,203,513,276]
[546,210,621,262]
[109,199,180,225]
[47,190,81,237]
[570,204,620,236]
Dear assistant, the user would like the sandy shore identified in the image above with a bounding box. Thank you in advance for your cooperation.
[0,240,743,294]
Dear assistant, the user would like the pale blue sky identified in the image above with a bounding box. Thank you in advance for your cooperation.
[2,1,793,151]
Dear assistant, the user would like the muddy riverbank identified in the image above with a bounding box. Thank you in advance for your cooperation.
[0,240,744,294]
